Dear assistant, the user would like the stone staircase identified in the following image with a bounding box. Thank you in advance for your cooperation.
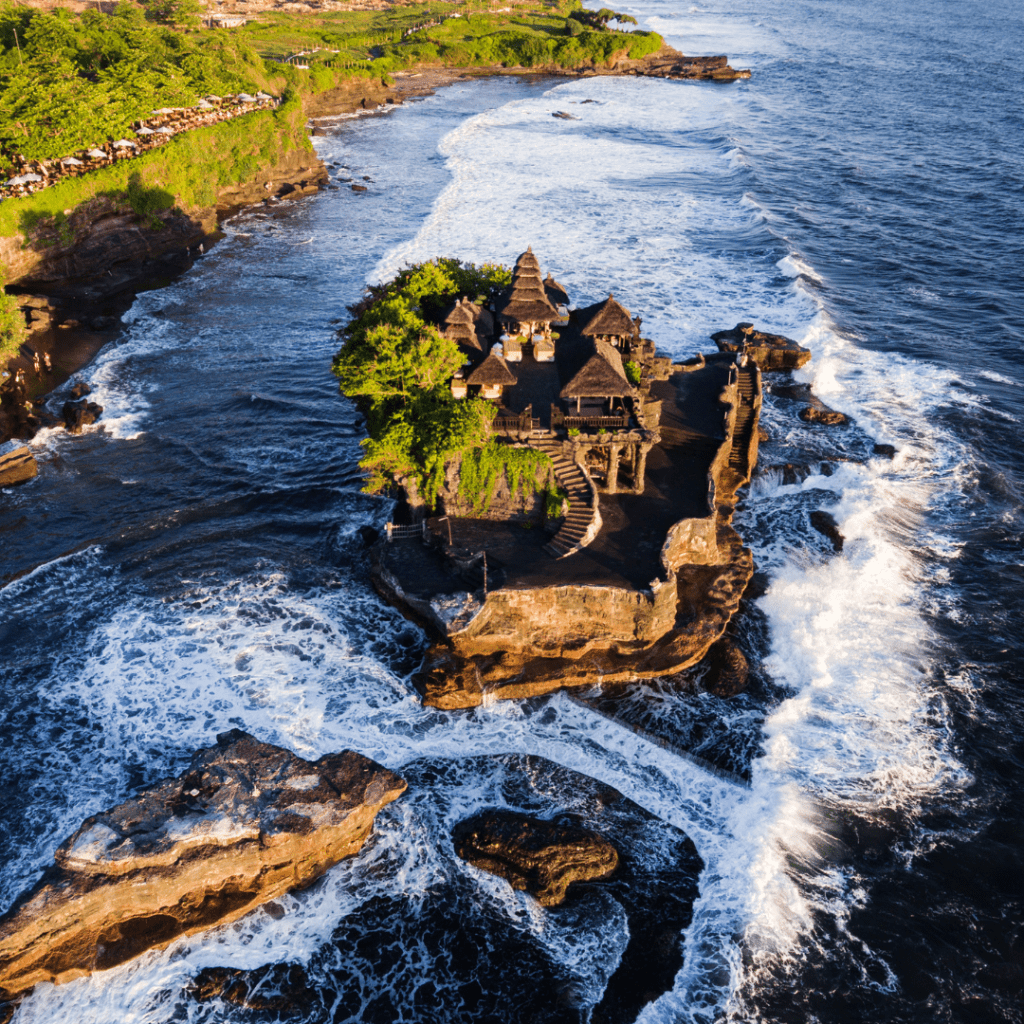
[532,440,601,559]
[728,367,758,477]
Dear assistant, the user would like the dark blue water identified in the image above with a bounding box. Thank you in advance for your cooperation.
[2,0,1023,1020]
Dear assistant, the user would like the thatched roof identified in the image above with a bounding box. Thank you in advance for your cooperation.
[444,298,476,325]
[544,273,569,307]
[499,248,559,322]
[560,340,637,399]
[579,294,637,339]
[467,349,518,386]
[500,279,557,322]
[514,247,541,273]
[443,321,484,352]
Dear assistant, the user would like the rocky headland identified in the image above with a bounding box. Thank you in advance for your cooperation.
[0,729,405,1002]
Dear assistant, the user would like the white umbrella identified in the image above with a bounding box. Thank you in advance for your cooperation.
[61,157,84,166]
[136,126,156,135]
[256,92,273,100]
[236,93,256,103]
[112,139,136,148]
[156,126,175,135]
[86,149,107,159]
[8,173,42,184]
[196,100,214,110]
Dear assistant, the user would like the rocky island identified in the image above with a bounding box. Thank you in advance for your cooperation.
[0,730,405,1002]
[334,249,766,709]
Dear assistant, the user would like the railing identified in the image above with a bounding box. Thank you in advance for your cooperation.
[563,415,631,430]
[385,522,428,542]
[492,405,533,435]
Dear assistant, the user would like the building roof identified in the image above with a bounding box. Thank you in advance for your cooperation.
[443,297,477,325]
[514,247,541,273]
[499,248,559,322]
[544,273,569,307]
[560,340,638,399]
[579,294,637,339]
[467,349,518,386]
[443,320,483,351]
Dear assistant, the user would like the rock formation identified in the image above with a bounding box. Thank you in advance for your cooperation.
[0,441,37,487]
[453,810,619,906]
[0,730,405,1001]
[799,405,848,426]
[810,509,844,552]
[62,398,103,434]
[712,322,812,370]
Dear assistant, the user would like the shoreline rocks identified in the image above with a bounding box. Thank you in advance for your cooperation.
[0,730,405,1001]
[453,810,620,907]
[712,322,811,370]
[799,405,849,426]
[0,441,37,487]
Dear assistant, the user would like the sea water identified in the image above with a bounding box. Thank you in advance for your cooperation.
[1,0,1022,1020]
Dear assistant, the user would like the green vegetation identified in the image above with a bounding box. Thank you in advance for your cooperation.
[0,1,661,175]
[459,440,553,514]
[624,359,642,385]
[0,93,306,239]
[333,258,518,506]
[0,274,24,363]
[544,484,568,518]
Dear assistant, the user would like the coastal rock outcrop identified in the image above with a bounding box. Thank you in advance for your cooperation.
[0,441,37,487]
[810,509,844,552]
[712,322,812,370]
[0,730,406,1000]
[799,405,848,426]
[701,636,749,697]
[453,810,619,906]
[62,398,103,434]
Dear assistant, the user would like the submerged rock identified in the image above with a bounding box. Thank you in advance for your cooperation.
[453,809,619,906]
[190,963,317,1013]
[711,322,811,370]
[0,729,405,1000]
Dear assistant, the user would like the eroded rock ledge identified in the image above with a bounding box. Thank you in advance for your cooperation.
[0,730,405,1001]
[453,809,620,907]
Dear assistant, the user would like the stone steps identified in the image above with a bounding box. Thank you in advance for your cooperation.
[531,439,601,560]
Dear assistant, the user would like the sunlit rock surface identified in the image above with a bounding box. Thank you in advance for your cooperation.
[0,729,405,999]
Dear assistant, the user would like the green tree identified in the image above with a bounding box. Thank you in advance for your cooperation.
[333,258,513,504]
[142,0,203,31]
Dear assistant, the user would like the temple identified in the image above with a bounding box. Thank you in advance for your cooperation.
[372,247,765,709]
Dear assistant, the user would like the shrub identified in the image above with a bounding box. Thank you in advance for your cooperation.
[624,359,642,385]
[0,280,25,364]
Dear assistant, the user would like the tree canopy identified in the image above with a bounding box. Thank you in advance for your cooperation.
[333,258,512,503]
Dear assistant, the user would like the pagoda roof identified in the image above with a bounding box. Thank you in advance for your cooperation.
[467,349,518,386]
[443,321,483,351]
[560,340,638,399]
[514,247,541,272]
[579,294,637,338]
[443,298,477,325]
[544,273,569,307]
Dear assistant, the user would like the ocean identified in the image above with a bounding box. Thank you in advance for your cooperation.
[1,0,1022,1020]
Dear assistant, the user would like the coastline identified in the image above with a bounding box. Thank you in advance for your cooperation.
[0,46,749,447]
